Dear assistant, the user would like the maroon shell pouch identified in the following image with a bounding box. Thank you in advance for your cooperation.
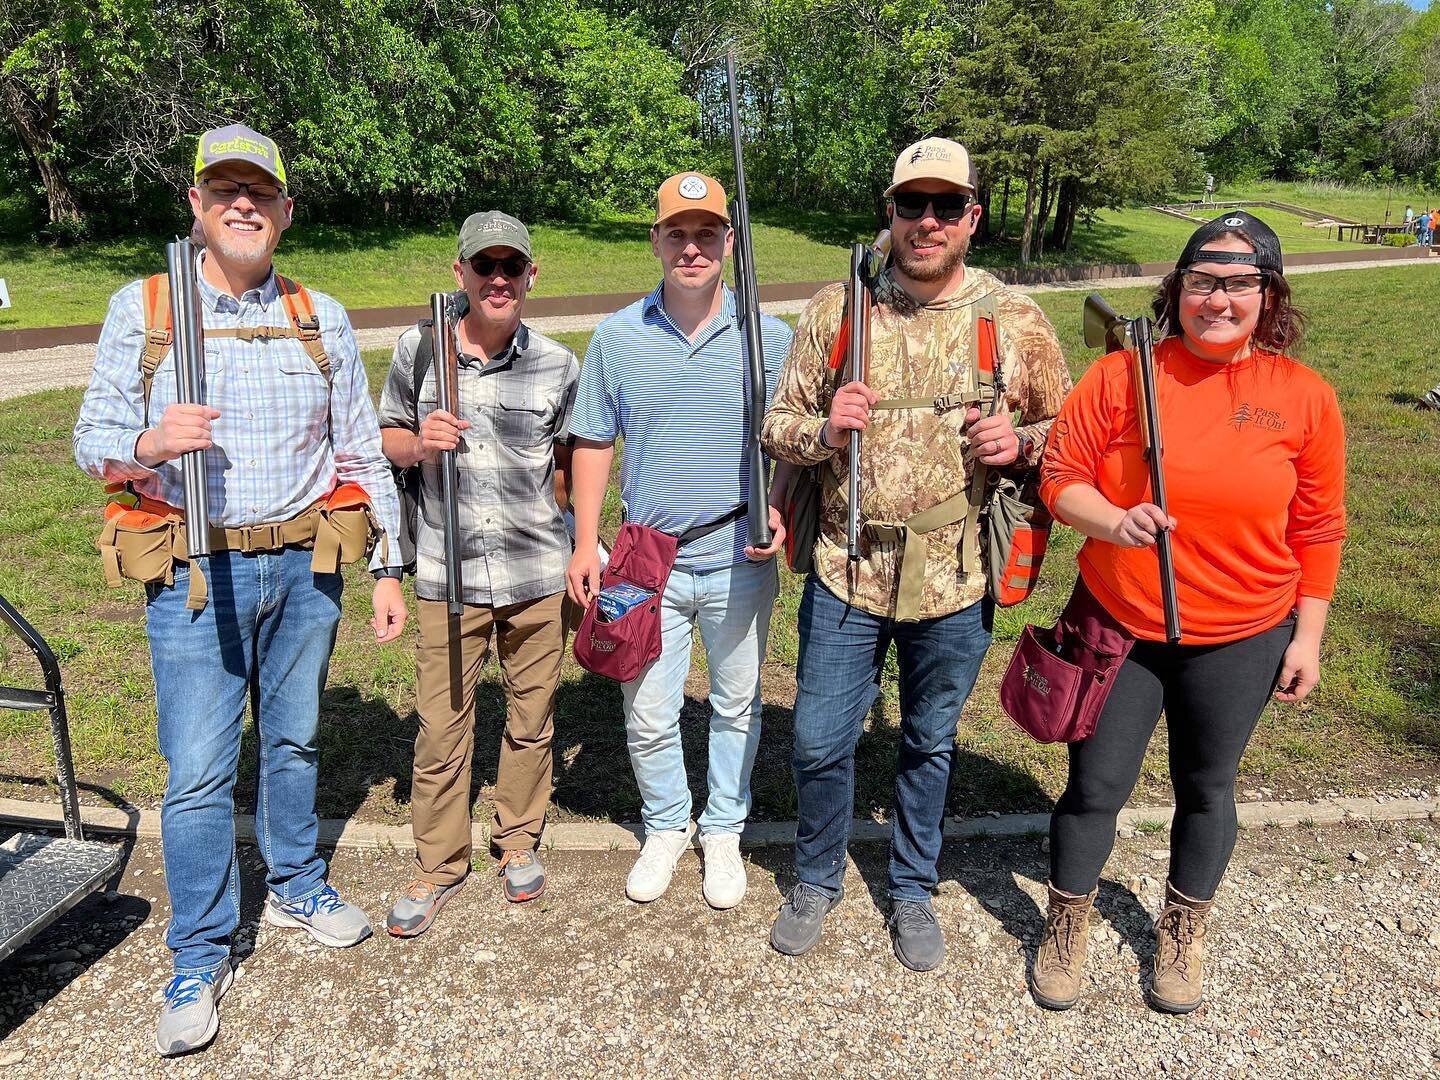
[999,576,1135,743]
[573,506,744,683]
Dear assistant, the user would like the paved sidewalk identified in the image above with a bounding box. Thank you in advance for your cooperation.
[1,816,1436,1077]
[3,258,1435,403]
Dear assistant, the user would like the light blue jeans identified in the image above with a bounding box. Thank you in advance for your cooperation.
[146,548,341,975]
[621,558,779,835]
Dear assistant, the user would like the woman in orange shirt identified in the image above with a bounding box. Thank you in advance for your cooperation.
[1029,212,1346,1014]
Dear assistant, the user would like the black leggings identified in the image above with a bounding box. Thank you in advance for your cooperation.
[1049,618,1294,900]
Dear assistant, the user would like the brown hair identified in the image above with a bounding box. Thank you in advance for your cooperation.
[1151,228,1307,354]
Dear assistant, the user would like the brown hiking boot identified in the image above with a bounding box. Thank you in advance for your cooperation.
[1029,883,1097,1010]
[1149,882,1214,1013]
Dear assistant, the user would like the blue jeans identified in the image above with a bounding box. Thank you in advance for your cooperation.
[621,558,778,835]
[146,547,341,975]
[791,577,992,902]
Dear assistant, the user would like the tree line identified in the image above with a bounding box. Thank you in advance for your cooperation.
[4,0,1439,262]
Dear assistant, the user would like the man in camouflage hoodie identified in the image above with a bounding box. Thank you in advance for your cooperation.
[761,138,1072,971]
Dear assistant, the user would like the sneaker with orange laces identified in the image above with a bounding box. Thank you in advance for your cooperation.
[386,878,464,938]
[497,848,546,903]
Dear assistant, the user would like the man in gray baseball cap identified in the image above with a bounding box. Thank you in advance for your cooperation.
[378,211,579,931]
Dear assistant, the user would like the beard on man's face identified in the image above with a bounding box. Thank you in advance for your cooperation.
[893,227,970,282]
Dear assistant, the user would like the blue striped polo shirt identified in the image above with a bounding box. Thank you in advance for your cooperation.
[570,283,794,571]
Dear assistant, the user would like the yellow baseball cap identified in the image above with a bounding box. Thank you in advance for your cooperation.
[655,172,730,226]
[884,138,977,196]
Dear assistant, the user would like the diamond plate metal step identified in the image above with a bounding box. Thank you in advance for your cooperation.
[0,832,123,963]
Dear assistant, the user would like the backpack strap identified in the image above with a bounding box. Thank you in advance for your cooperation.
[959,293,1001,577]
[276,274,331,382]
[140,274,173,423]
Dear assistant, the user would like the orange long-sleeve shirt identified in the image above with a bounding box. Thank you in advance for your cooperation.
[1040,337,1347,644]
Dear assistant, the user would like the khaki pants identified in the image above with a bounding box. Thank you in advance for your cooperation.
[412,590,565,885]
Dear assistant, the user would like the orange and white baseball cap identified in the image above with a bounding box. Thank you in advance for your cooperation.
[884,138,978,196]
[655,172,731,226]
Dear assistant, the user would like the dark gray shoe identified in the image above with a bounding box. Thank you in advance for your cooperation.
[889,899,945,971]
[386,878,465,938]
[770,883,842,956]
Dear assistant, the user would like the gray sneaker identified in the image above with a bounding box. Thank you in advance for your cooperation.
[263,883,372,947]
[497,848,546,903]
[155,963,232,1057]
[387,878,465,938]
[889,899,945,971]
[770,883,843,956]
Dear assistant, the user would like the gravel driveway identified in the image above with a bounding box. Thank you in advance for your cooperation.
[2,815,1436,1077]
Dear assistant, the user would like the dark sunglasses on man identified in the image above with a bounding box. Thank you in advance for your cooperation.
[468,254,531,279]
[199,178,285,203]
[891,191,974,222]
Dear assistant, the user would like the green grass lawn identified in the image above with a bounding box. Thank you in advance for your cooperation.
[1,265,1437,824]
[1181,179,1438,226]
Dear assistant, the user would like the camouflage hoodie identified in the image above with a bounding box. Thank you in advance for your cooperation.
[761,265,1071,620]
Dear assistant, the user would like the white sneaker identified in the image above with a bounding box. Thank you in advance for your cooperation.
[626,823,696,902]
[700,832,747,910]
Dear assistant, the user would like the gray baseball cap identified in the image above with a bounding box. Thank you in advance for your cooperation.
[193,124,287,186]
[458,211,531,261]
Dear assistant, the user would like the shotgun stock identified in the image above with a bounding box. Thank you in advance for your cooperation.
[725,53,772,549]
[164,238,211,559]
[429,293,464,615]
[1081,293,1181,643]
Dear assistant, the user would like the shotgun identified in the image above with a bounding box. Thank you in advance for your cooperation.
[724,52,772,549]
[844,243,873,561]
[164,238,211,559]
[429,292,464,615]
[1082,293,1181,643]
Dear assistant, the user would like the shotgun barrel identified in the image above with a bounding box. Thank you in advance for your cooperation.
[845,243,871,561]
[164,239,211,559]
[1081,294,1181,643]
[429,293,464,615]
[725,53,772,549]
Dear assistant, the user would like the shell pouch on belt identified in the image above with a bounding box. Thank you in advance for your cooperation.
[96,272,380,610]
[999,576,1135,743]
[574,506,744,683]
[971,299,1052,608]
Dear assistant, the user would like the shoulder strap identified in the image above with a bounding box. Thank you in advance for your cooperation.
[405,318,436,437]
[960,293,1003,577]
[140,274,173,422]
[275,274,331,382]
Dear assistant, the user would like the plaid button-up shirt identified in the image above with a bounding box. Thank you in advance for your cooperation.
[73,260,402,570]
[378,322,579,607]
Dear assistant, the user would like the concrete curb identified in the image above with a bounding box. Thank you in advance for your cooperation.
[2,794,1435,854]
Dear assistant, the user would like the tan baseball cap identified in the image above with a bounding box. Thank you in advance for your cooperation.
[655,172,731,226]
[884,138,977,196]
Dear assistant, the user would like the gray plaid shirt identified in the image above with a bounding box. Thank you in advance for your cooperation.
[379,322,579,607]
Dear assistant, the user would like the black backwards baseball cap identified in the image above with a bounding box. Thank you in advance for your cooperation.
[1176,210,1283,275]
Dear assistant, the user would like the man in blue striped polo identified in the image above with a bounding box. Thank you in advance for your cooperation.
[566,171,794,909]
[74,123,406,1055]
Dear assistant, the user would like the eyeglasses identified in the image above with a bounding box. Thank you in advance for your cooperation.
[468,254,531,279]
[1179,270,1268,297]
[891,191,973,221]
[199,178,285,203]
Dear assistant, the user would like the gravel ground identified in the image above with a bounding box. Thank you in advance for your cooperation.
[1,816,1437,1077]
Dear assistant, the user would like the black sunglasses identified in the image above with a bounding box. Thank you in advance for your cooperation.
[468,254,530,279]
[891,191,973,221]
